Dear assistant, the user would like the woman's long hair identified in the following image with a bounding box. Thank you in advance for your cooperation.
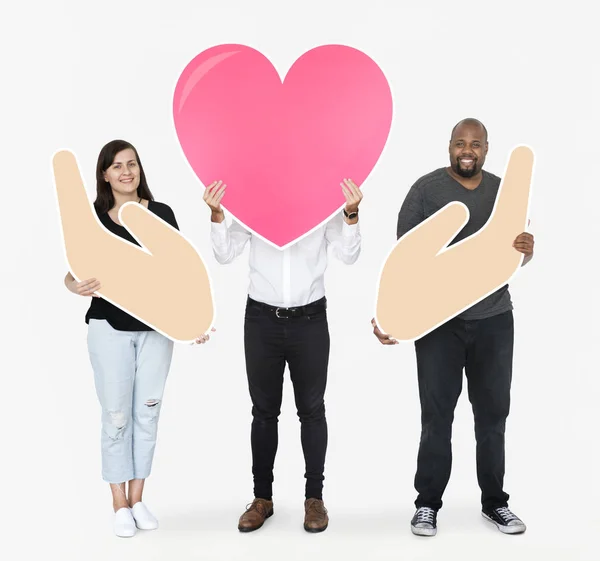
[94,140,154,214]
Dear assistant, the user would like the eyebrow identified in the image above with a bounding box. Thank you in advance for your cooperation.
[113,159,137,164]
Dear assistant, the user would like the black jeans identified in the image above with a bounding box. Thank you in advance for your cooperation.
[243,297,330,500]
[414,311,514,511]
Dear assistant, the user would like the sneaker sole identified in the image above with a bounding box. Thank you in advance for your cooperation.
[481,512,526,534]
[134,522,158,530]
[115,529,136,538]
[411,524,437,537]
[238,509,274,532]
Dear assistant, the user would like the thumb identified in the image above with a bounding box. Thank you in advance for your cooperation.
[399,201,469,257]
[119,202,181,255]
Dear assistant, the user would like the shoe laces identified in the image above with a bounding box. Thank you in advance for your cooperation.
[416,507,435,524]
[495,507,518,522]
[245,500,268,516]
[306,499,328,515]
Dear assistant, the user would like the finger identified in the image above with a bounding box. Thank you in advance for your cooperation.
[345,179,362,199]
[202,181,216,201]
[82,288,100,296]
[77,278,98,289]
[490,146,533,236]
[79,281,101,294]
[341,182,352,201]
[119,203,180,254]
[203,181,220,201]
[53,150,101,253]
[209,182,226,201]
[373,327,393,341]
[209,185,227,208]
[342,179,357,202]
[513,243,533,251]
[399,201,469,256]
[514,233,533,243]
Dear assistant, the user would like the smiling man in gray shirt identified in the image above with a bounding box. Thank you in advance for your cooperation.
[374,118,535,537]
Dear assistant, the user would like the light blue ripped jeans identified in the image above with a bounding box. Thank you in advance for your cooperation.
[87,319,174,484]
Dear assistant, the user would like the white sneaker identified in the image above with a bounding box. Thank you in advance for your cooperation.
[114,507,136,538]
[131,502,159,530]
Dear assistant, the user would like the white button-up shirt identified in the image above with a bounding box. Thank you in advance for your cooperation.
[210,213,361,307]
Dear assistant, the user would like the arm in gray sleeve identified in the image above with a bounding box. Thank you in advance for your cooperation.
[396,182,425,240]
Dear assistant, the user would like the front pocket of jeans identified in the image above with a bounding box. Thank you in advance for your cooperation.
[244,306,262,319]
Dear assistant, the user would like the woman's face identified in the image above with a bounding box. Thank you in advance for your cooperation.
[103,148,140,197]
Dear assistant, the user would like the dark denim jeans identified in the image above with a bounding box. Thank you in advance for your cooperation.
[243,298,330,500]
[414,311,514,511]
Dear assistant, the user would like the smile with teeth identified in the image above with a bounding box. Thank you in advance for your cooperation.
[120,178,134,183]
[459,158,474,166]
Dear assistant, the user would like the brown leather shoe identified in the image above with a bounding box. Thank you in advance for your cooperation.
[238,498,274,532]
[304,498,328,532]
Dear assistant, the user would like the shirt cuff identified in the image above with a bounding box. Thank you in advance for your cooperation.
[341,219,360,237]
[210,220,228,236]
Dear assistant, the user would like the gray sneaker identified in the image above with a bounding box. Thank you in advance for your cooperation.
[411,507,437,536]
[482,507,526,534]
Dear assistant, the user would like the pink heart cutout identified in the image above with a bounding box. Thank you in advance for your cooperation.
[173,44,393,248]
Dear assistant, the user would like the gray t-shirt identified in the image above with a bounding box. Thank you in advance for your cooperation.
[396,167,513,320]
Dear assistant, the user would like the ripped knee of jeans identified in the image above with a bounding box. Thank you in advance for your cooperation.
[104,410,128,440]
[141,399,161,422]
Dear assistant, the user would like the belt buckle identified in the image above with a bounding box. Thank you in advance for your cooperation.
[276,307,294,318]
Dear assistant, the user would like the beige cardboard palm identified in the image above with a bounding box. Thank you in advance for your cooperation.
[375,145,534,341]
[53,150,214,343]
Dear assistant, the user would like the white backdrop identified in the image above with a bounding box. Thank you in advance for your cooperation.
[2,1,599,560]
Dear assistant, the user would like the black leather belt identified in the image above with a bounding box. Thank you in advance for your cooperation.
[247,296,327,318]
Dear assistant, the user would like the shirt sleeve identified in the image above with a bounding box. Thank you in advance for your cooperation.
[210,218,252,264]
[324,212,361,264]
[396,181,425,240]
[163,205,179,230]
[153,203,179,230]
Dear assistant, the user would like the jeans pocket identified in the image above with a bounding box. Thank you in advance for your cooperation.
[244,305,262,320]
[306,310,327,322]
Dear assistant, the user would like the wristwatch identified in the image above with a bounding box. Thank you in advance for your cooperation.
[343,208,359,220]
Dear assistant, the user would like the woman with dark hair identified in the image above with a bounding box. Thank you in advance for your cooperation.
[64,140,210,537]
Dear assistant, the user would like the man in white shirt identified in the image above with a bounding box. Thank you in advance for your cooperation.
[204,178,363,533]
